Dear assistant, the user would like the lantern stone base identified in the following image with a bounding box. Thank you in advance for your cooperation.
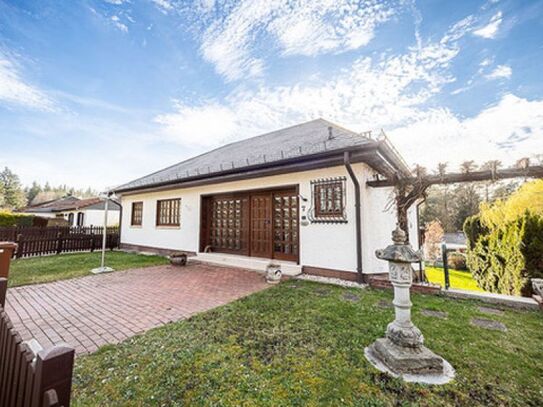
[365,338,455,384]
[91,266,115,274]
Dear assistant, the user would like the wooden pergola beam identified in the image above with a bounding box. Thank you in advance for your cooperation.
[367,165,543,188]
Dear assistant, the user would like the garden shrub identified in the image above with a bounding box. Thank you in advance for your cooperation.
[465,210,543,296]
[0,210,35,227]
[447,252,467,270]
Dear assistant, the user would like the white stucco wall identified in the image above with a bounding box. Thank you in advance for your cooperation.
[361,183,397,274]
[23,212,56,218]
[59,209,120,227]
[119,164,417,275]
[82,209,120,227]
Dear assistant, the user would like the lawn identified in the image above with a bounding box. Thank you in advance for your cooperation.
[425,266,483,292]
[7,251,169,287]
[73,281,543,406]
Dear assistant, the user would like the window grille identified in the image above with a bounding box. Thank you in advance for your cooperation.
[156,199,180,226]
[309,177,347,223]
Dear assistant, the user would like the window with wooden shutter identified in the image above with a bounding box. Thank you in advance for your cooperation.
[156,199,181,226]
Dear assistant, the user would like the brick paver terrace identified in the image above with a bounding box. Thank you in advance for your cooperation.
[5,263,268,355]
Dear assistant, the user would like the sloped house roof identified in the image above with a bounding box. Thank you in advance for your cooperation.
[114,119,411,194]
[442,232,467,247]
[23,196,120,213]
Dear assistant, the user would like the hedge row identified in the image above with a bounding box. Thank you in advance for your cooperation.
[465,211,543,296]
[0,210,35,227]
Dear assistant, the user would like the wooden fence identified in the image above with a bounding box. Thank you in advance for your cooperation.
[0,226,120,258]
[0,278,75,406]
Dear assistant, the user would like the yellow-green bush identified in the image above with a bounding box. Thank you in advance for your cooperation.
[0,210,35,227]
[464,180,543,296]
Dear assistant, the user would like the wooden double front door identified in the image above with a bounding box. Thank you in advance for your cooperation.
[200,188,299,262]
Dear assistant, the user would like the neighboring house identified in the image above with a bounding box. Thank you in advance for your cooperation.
[441,232,467,252]
[113,119,420,282]
[22,196,121,227]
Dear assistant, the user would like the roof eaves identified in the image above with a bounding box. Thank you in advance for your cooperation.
[114,144,375,194]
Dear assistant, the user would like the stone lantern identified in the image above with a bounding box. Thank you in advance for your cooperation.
[365,226,454,384]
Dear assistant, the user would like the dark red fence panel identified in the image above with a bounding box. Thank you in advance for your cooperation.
[0,272,74,406]
[0,226,120,258]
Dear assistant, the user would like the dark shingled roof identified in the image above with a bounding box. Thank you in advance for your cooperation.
[442,232,467,246]
[23,197,120,212]
[115,119,407,193]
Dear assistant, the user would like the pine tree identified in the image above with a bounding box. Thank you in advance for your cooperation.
[451,184,481,231]
[25,181,42,205]
[0,180,5,208]
[0,167,26,209]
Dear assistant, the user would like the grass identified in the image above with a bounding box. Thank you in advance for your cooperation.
[425,266,483,292]
[7,251,169,287]
[73,281,543,406]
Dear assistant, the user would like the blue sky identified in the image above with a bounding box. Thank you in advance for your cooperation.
[0,0,542,190]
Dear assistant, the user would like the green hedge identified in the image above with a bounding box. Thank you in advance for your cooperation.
[465,211,543,296]
[0,210,35,227]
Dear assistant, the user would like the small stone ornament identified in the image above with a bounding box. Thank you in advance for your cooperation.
[365,226,455,384]
[532,278,543,297]
[169,252,187,266]
[266,263,282,284]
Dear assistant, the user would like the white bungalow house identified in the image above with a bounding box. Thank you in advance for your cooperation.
[113,119,420,282]
[22,196,121,227]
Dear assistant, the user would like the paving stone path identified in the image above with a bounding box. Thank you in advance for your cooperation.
[477,306,505,316]
[376,299,393,309]
[5,263,268,355]
[470,317,507,332]
[342,292,360,302]
[314,287,330,297]
[421,309,448,319]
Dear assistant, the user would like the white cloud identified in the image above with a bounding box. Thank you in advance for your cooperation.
[152,0,174,12]
[154,11,541,169]
[0,52,55,111]
[155,22,463,147]
[104,0,129,4]
[200,0,397,81]
[473,11,502,39]
[198,0,215,12]
[111,15,128,32]
[154,101,239,147]
[389,94,543,169]
[480,57,493,66]
[486,64,512,80]
[268,1,395,56]
[451,86,469,95]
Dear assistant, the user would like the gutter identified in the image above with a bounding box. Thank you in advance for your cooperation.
[376,133,411,178]
[344,151,363,283]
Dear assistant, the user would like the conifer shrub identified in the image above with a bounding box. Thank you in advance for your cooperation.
[464,181,543,296]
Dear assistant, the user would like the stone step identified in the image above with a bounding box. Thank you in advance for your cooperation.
[194,252,302,276]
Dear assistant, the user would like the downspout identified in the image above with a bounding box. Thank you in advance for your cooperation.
[344,151,363,283]
[416,198,425,282]
[118,195,123,250]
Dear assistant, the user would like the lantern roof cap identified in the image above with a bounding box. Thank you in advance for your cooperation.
[375,226,422,263]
